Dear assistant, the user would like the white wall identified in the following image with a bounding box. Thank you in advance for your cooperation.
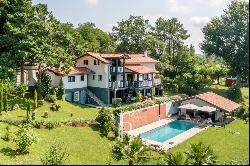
[46,71,61,87]
[62,75,87,89]
[76,56,109,88]
[46,71,87,90]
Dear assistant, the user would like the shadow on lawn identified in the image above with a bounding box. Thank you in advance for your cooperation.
[0,147,26,158]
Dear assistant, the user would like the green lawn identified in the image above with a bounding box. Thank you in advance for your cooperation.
[0,98,249,165]
[170,120,249,164]
[0,100,99,121]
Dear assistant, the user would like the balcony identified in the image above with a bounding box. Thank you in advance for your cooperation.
[110,66,124,73]
[154,78,161,85]
[109,80,153,89]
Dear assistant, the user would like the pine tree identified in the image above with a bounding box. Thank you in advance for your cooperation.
[33,89,38,109]
[57,79,65,100]
[0,84,3,114]
[3,88,8,112]
[27,100,31,120]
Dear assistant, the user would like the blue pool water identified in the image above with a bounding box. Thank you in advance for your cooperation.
[140,120,197,143]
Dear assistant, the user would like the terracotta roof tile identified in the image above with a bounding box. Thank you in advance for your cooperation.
[125,54,159,63]
[195,92,241,112]
[75,52,110,64]
[48,67,94,76]
[76,52,159,64]
[125,65,157,74]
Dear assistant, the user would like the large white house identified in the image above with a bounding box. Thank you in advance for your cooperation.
[74,52,162,106]
[16,52,162,106]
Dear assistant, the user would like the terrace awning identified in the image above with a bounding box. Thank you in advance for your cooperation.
[178,104,200,110]
[197,106,217,113]
[178,104,217,113]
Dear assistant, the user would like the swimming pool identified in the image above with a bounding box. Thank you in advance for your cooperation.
[140,120,197,143]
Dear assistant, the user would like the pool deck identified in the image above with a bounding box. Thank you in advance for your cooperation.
[127,118,209,151]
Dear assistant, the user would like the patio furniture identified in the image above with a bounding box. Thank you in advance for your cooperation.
[186,114,191,121]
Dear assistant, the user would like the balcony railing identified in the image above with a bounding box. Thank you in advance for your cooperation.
[109,80,153,89]
[154,78,161,85]
[110,66,124,73]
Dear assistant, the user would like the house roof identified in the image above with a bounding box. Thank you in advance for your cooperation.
[173,92,241,112]
[76,52,110,64]
[47,67,94,76]
[125,64,157,74]
[125,54,159,63]
[75,52,159,64]
[196,92,241,112]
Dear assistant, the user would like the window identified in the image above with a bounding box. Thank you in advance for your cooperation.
[81,75,85,81]
[143,74,148,80]
[98,75,102,81]
[83,60,88,65]
[94,60,100,65]
[93,75,96,80]
[74,91,80,102]
[68,76,75,82]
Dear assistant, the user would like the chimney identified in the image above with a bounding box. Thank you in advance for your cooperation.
[144,50,148,57]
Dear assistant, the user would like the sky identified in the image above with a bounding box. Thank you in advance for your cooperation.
[31,0,243,54]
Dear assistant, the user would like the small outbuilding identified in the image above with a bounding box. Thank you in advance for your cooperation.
[173,92,241,122]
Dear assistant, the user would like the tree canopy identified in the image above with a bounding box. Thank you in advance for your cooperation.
[201,0,249,81]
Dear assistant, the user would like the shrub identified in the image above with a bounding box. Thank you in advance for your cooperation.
[112,98,122,108]
[31,120,45,129]
[38,73,52,98]
[57,79,65,100]
[41,141,69,165]
[0,84,3,114]
[3,89,8,112]
[227,85,243,102]
[26,100,32,120]
[47,95,57,103]
[50,103,61,112]
[50,87,57,96]
[62,119,94,127]
[45,121,60,130]
[0,118,26,126]
[13,125,37,153]
[135,91,142,102]
[95,107,116,137]
[1,125,11,141]
[33,90,38,109]
[15,83,27,98]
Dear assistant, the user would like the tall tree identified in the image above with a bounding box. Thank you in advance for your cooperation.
[201,0,249,82]
[0,1,77,83]
[112,15,149,53]
[77,22,116,53]
[153,17,190,78]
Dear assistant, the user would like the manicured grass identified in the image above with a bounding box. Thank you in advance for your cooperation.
[0,123,117,165]
[0,100,99,121]
[170,120,249,164]
[0,96,249,164]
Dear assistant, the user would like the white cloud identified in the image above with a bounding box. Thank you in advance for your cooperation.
[190,17,210,27]
[84,0,99,6]
[166,0,192,14]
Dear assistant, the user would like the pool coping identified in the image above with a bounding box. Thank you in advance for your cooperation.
[126,118,209,151]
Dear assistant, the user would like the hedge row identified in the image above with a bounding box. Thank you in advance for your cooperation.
[112,97,169,116]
